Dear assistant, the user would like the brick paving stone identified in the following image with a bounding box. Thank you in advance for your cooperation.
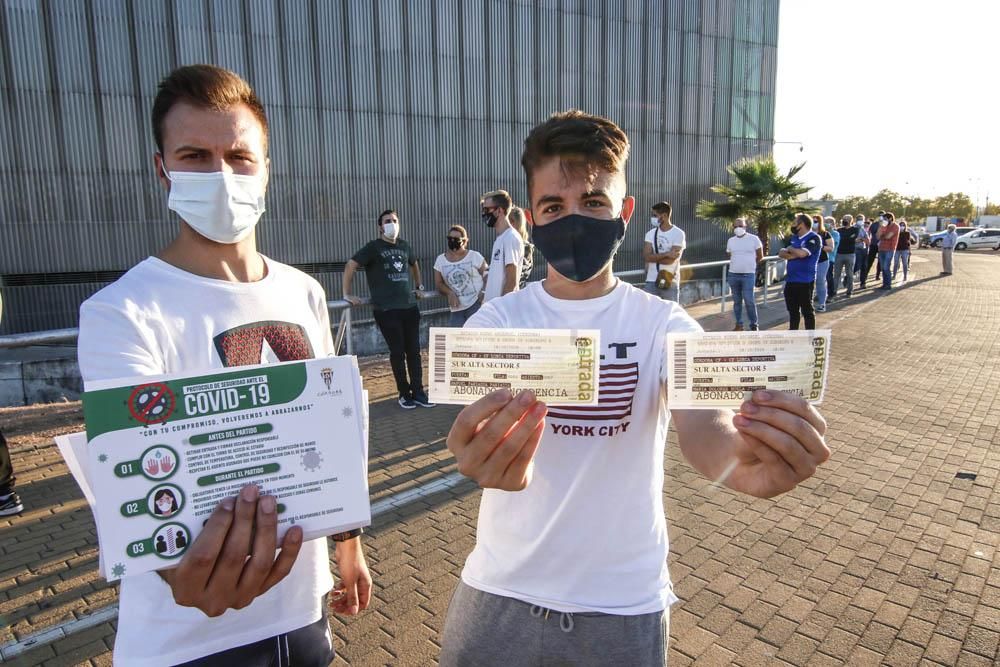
[3,250,1000,665]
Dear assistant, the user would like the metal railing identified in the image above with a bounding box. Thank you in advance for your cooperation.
[0,257,786,354]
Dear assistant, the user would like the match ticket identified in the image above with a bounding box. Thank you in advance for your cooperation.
[428,327,600,406]
[666,330,832,408]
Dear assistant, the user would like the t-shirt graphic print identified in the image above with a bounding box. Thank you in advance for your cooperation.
[213,321,315,367]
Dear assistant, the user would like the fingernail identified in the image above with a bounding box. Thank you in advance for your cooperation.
[733,415,751,427]
[260,496,276,514]
[742,401,759,414]
[532,402,547,416]
[221,498,235,511]
[518,390,535,406]
[754,390,772,401]
[242,485,258,502]
[496,389,512,402]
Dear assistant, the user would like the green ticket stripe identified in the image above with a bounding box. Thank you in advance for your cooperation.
[126,538,153,558]
[114,459,143,478]
[277,503,286,514]
[83,362,309,439]
[196,463,280,487]
[120,499,147,517]
[189,423,274,445]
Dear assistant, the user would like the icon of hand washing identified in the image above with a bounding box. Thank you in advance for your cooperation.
[145,458,160,475]
[160,456,174,474]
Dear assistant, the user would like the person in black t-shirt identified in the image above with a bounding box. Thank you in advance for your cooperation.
[344,210,436,409]
[831,214,860,299]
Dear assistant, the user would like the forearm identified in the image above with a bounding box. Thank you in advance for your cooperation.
[342,263,357,295]
[675,409,743,486]
[501,266,517,294]
[410,264,422,288]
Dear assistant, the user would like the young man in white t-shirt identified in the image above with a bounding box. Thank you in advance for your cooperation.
[481,189,525,301]
[643,200,686,301]
[77,65,371,666]
[726,217,764,331]
[439,110,830,666]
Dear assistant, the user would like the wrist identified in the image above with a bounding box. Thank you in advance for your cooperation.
[332,527,363,542]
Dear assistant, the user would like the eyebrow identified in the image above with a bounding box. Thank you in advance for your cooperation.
[172,143,255,154]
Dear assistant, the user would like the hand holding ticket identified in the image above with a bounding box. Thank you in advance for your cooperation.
[666,331,832,409]
[429,328,601,406]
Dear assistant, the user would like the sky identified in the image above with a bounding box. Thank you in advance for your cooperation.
[774,0,999,208]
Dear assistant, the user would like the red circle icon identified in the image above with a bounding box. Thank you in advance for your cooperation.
[127,383,176,425]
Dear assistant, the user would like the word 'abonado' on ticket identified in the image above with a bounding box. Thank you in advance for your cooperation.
[79,356,370,581]
[666,330,832,408]
[429,327,600,406]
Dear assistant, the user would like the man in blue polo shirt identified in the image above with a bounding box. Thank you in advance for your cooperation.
[778,213,822,330]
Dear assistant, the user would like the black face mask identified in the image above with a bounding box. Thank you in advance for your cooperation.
[531,214,627,283]
[482,211,497,228]
[447,237,463,251]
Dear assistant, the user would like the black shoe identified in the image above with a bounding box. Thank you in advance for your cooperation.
[749,324,760,331]
[0,492,24,516]
[411,390,436,408]
[398,395,417,409]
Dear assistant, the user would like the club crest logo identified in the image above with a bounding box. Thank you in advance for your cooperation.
[321,367,333,390]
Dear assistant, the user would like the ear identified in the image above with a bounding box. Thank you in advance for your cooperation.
[620,196,635,226]
[153,153,169,192]
[261,157,270,193]
[524,209,533,226]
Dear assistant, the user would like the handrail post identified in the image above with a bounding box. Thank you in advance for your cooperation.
[763,259,772,305]
[720,264,728,313]
[345,307,353,356]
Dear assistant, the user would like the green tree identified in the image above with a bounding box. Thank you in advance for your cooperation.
[984,202,1000,216]
[930,192,975,220]
[695,156,813,255]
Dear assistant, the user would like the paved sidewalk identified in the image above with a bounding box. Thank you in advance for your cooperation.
[2,248,999,666]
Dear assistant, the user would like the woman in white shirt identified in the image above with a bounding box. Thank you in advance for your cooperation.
[434,225,487,326]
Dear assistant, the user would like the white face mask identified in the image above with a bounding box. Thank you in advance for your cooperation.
[164,168,266,244]
[382,221,399,240]
[734,227,747,237]
[650,217,659,226]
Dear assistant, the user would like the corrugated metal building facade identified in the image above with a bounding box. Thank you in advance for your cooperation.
[0,0,778,334]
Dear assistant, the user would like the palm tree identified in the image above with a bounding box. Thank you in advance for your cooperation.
[695,155,813,256]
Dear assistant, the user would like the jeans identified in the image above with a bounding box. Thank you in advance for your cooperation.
[878,250,896,288]
[893,250,911,281]
[448,301,481,327]
[0,429,14,495]
[727,272,757,327]
[832,254,856,298]
[177,604,334,666]
[373,306,423,397]
[853,247,868,280]
[814,260,829,307]
[784,281,815,330]
[645,280,680,302]
[825,259,836,297]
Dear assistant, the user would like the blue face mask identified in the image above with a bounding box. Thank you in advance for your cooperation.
[531,214,627,283]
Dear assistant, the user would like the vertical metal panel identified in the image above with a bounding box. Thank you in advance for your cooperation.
[0,0,780,333]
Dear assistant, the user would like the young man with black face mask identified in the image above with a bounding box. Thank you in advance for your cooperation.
[481,189,524,301]
[438,110,830,666]
[77,64,370,666]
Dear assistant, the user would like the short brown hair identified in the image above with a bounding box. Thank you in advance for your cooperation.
[480,189,512,211]
[152,64,269,156]
[652,201,672,217]
[520,110,630,194]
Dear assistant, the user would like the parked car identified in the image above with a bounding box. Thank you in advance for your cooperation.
[927,227,978,248]
[955,228,1000,251]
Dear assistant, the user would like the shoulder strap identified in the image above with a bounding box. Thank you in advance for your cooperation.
[654,228,661,271]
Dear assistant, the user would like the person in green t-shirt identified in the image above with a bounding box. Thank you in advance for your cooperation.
[343,210,435,409]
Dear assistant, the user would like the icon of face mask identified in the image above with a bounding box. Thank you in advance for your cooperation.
[163,166,266,244]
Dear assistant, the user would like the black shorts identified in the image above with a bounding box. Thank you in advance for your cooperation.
[174,604,334,667]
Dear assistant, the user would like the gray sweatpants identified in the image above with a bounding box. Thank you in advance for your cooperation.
[439,581,669,667]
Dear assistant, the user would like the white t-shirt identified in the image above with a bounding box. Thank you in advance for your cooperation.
[78,256,336,667]
[483,227,524,301]
[645,225,686,281]
[434,250,486,311]
[461,280,702,614]
[726,233,763,274]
